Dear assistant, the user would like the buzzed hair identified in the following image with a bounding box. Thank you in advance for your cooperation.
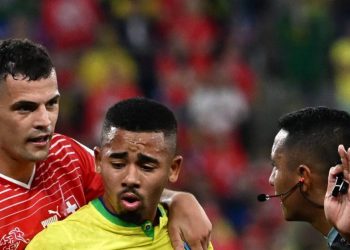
[0,38,53,82]
[278,106,350,178]
[101,97,178,153]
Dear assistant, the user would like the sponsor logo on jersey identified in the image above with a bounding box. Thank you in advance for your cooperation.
[40,196,80,229]
[41,215,59,229]
[41,205,61,228]
[48,205,62,218]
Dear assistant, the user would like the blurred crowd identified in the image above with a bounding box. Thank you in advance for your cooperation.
[2,0,350,249]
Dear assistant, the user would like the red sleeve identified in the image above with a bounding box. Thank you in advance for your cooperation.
[65,136,104,202]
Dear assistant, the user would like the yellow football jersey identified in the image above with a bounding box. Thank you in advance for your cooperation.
[27,199,174,249]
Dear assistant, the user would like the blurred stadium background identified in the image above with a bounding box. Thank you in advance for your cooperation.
[2,0,350,249]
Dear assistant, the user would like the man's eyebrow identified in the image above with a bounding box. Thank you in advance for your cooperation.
[10,94,61,110]
[47,94,60,103]
[137,154,159,164]
[109,152,128,159]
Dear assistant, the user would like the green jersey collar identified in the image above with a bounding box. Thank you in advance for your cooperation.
[91,197,167,239]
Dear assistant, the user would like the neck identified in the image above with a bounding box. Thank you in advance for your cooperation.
[0,157,35,184]
[309,209,332,236]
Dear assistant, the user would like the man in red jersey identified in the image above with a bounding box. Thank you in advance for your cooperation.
[0,38,211,250]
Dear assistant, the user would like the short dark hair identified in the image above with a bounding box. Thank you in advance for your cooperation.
[0,38,54,82]
[101,97,178,153]
[278,106,350,177]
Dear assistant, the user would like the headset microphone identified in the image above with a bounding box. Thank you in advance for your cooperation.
[257,178,304,202]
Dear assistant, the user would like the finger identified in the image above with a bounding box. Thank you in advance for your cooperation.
[345,147,350,179]
[172,239,186,250]
[201,239,209,250]
[338,145,349,178]
[343,145,350,165]
[338,144,346,156]
[331,165,344,177]
[173,244,186,250]
[338,144,347,164]
[326,165,343,196]
[186,241,203,250]
[201,232,211,250]
[168,228,185,250]
[185,228,211,250]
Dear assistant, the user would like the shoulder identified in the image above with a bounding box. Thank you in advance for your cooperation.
[47,133,94,164]
[27,203,96,249]
[50,133,93,154]
[328,227,350,249]
[42,133,93,166]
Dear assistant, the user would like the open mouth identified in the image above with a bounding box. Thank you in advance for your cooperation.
[121,192,140,203]
[120,192,141,210]
[28,135,51,144]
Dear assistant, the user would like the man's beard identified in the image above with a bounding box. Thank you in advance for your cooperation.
[119,209,144,225]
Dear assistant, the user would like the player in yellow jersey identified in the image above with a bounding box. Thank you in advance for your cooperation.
[27,97,213,250]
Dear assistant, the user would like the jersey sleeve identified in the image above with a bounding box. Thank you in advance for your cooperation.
[26,223,72,250]
[26,230,60,250]
[65,135,104,202]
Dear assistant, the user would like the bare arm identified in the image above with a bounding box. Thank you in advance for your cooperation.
[161,189,212,250]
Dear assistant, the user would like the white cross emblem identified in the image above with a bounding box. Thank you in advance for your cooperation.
[65,201,78,214]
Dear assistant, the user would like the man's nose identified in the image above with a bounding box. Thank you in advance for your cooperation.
[122,165,141,188]
[34,106,51,129]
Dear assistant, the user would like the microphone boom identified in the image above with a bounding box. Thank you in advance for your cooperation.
[257,181,301,202]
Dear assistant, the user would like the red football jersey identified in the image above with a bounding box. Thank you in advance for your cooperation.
[0,134,104,250]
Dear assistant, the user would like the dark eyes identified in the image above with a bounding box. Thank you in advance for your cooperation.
[111,162,125,169]
[110,162,155,172]
[141,165,155,172]
[47,98,59,108]
[16,103,37,112]
[13,98,59,113]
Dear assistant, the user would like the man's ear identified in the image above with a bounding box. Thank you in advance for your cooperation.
[94,146,102,173]
[297,164,311,192]
[168,155,183,183]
